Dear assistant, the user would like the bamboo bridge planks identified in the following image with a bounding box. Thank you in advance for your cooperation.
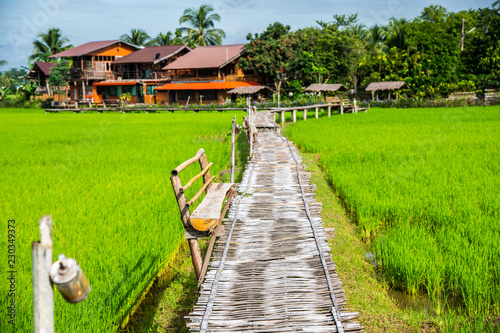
[187,112,362,332]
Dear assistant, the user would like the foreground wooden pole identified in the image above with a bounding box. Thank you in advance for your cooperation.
[303,109,307,121]
[340,103,344,115]
[32,215,54,333]
[315,107,319,119]
[328,106,332,117]
[230,116,236,183]
[292,109,296,123]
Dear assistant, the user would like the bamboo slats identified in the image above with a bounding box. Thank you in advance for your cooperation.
[187,113,363,332]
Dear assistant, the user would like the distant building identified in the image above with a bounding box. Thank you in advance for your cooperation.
[49,40,139,101]
[26,62,55,99]
[156,44,266,105]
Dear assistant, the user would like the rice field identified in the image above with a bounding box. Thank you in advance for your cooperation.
[286,106,500,329]
[0,108,245,332]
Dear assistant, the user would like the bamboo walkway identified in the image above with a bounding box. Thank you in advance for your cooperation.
[187,112,362,332]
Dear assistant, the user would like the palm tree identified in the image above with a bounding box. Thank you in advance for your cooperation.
[29,28,72,62]
[386,18,409,51]
[153,30,184,46]
[120,28,155,47]
[366,25,387,54]
[179,4,225,46]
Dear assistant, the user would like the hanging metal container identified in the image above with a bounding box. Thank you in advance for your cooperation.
[49,254,91,303]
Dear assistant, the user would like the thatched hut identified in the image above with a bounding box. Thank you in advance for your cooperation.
[227,85,270,101]
[365,81,409,100]
[305,84,348,102]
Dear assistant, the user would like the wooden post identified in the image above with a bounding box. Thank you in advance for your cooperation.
[170,175,203,278]
[280,111,285,125]
[315,107,319,119]
[340,103,344,115]
[230,116,236,183]
[32,215,54,333]
[248,102,253,158]
[372,91,375,101]
[328,106,332,117]
[460,18,465,51]
[303,109,307,121]
[396,91,399,101]
[292,109,296,123]
[354,99,357,113]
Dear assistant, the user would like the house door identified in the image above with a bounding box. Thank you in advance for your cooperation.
[73,88,78,100]
[169,91,175,104]
[136,84,144,103]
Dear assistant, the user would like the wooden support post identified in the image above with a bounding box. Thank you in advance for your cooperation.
[292,109,296,123]
[32,215,54,333]
[354,99,357,113]
[340,103,344,115]
[315,107,319,119]
[328,106,332,117]
[303,109,307,121]
[249,103,253,158]
[396,91,399,101]
[170,175,203,278]
[230,116,236,183]
[372,91,375,101]
[280,111,285,125]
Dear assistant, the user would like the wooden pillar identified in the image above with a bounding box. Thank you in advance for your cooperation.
[389,91,391,100]
[396,91,399,101]
[340,103,344,115]
[230,116,236,183]
[372,91,375,101]
[281,111,285,125]
[315,107,319,119]
[328,106,332,117]
[32,216,54,333]
[354,99,358,113]
[292,109,296,123]
[303,109,307,121]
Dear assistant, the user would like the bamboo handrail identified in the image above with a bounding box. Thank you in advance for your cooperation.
[172,149,205,176]
[181,162,213,193]
[187,176,216,207]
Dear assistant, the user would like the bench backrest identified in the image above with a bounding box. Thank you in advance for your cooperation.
[170,149,213,230]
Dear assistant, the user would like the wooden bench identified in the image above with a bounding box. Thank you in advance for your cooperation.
[170,148,237,282]
[448,92,477,101]
[485,90,500,101]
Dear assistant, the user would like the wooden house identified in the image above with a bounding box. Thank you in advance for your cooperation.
[49,40,139,101]
[156,44,265,105]
[90,45,190,105]
[26,62,55,99]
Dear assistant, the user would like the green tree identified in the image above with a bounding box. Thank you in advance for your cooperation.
[366,25,387,55]
[179,4,225,46]
[153,29,184,46]
[0,60,7,67]
[120,28,155,47]
[48,61,71,94]
[386,18,409,51]
[419,5,448,23]
[29,28,72,62]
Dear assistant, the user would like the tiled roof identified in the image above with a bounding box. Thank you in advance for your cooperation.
[156,81,261,91]
[33,62,56,76]
[49,40,138,58]
[112,45,189,64]
[162,44,245,70]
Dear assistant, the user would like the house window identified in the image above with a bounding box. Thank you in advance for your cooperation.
[117,86,122,95]
[146,85,155,95]
[109,86,117,96]
[204,90,218,101]
[178,91,195,100]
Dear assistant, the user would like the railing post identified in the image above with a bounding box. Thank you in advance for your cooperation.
[230,116,236,183]
[32,216,54,333]
[340,103,344,115]
[315,107,319,119]
[303,109,307,121]
[293,109,296,123]
[328,106,332,117]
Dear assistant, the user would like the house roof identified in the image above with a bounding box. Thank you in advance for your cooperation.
[305,84,348,92]
[365,81,409,91]
[162,44,245,70]
[49,40,138,58]
[156,81,261,91]
[227,85,269,95]
[112,45,189,65]
[32,62,56,76]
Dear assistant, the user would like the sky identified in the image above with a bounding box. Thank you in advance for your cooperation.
[0,0,493,70]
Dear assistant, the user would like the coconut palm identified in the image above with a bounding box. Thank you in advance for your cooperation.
[366,25,387,54]
[179,4,225,46]
[386,18,409,50]
[29,28,72,62]
[153,30,184,46]
[120,28,155,47]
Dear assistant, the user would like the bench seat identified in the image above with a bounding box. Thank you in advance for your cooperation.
[190,182,236,232]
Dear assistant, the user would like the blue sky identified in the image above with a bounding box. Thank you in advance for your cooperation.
[0,0,493,70]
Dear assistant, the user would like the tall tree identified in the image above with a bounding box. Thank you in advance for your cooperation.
[179,4,225,46]
[0,60,7,67]
[366,25,387,54]
[29,28,72,62]
[153,29,184,46]
[386,18,409,50]
[120,28,155,47]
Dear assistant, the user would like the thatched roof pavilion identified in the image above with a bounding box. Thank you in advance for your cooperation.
[365,81,409,100]
[305,84,348,92]
[227,85,269,95]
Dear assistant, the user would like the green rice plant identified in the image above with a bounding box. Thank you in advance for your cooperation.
[0,108,246,332]
[286,106,500,326]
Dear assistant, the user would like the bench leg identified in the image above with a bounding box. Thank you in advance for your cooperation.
[198,227,220,286]
[188,239,203,279]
